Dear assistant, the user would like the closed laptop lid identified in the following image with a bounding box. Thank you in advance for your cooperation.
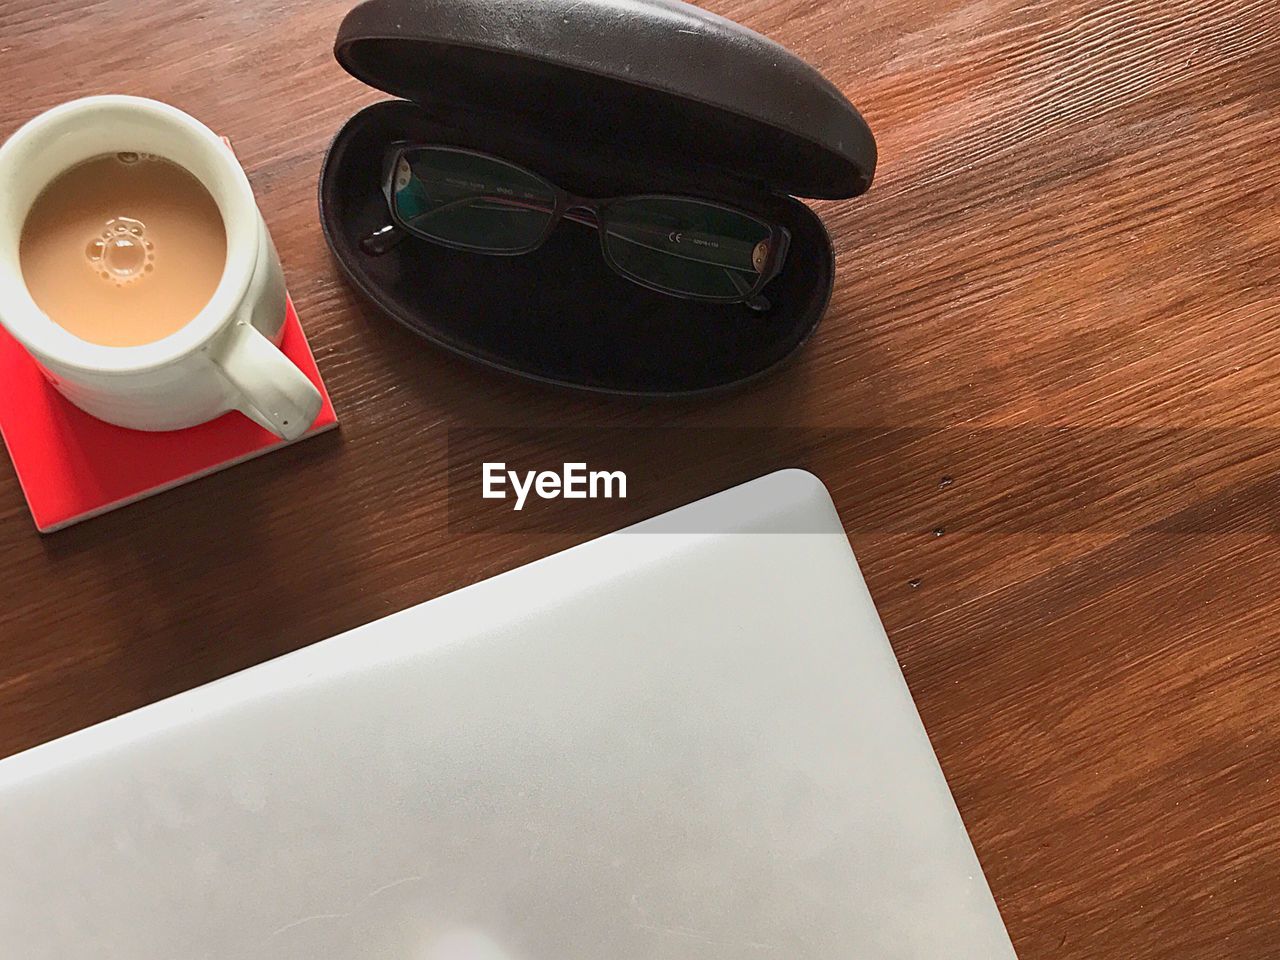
[0,470,1016,959]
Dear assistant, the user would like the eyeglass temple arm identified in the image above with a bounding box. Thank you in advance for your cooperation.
[362,196,777,309]
[721,269,772,313]
[359,222,410,257]
[367,194,765,269]
[361,194,562,256]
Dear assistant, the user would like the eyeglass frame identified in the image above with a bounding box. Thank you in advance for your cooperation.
[368,142,793,308]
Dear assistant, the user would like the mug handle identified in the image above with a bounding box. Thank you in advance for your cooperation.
[213,320,323,441]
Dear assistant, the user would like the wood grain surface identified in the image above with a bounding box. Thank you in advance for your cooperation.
[3,0,1280,956]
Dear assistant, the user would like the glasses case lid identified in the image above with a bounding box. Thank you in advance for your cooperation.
[334,0,876,201]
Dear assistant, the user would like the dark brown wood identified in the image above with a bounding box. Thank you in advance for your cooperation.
[3,0,1280,955]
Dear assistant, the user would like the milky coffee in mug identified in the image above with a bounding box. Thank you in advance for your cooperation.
[0,96,322,441]
[20,152,227,348]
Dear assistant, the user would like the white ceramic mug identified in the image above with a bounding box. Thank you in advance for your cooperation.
[0,96,322,441]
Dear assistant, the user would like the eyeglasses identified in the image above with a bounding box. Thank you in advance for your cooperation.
[361,144,791,311]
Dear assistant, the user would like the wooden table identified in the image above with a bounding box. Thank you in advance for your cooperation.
[2,0,1278,955]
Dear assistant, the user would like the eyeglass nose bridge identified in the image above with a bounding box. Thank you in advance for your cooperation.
[560,197,603,230]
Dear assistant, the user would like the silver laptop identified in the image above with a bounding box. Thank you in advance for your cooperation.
[0,469,1017,959]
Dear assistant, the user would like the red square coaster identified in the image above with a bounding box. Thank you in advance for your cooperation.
[0,296,338,533]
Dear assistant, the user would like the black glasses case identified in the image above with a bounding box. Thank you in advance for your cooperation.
[320,0,876,395]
